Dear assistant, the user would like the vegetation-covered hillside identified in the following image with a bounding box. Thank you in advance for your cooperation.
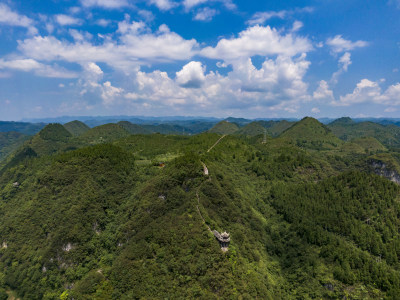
[1,117,400,299]
[63,121,90,136]
[328,118,400,147]
[208,121,239,134]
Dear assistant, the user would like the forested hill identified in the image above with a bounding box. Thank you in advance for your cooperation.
[1,117,400,298]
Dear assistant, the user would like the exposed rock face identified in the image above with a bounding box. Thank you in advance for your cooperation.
[370,160,400,184]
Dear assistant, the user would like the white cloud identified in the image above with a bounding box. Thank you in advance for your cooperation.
[291,21,303,32]
[101,81,124,105]
[80,0,129,9]
[55,14,83,26]
[149,0,177,11]
[216,61,228,68]
[59,83,65,88]
[313,80,334,100]
[326,35,368,53]
[201,25,312,62]
[384,107,397,113]
[17,22,199,72]
[194,7,218,21]
[334,79,381,106]
[311,107,320,113]
[0,58,78,78]
[0,4,37,34]
[183,0,236,11]
[121,53,311,115]
[247,7,314,26]
[183,0,209,10]
[331,52,351,84]
[138,10,155,22]
[176,61,206,88]
[95,19,111,27]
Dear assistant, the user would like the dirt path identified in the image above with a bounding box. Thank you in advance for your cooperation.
[207,135,226,153]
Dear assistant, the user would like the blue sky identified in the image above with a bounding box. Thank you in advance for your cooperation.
[0,0,400,120]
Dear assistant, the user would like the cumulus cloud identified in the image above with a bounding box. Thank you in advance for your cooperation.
[313,80,334,100]
[331,52,351,84]
[176,61,206,88]
[101,81,124,105]
[121,53,311,115]
[0,4,37,34]
[329,79,400,108]
[247,7,314,26]
[55,14,83,26]
[0,58,78,78]
[311,107,320,113]
[194,7,218,21]
[80,0,129,9]
[326,35,368,53]
[17,22,199,72]
[333,79,381,106]
[149,0,177,11]
[201,25,312,62]
[183,0,235,11]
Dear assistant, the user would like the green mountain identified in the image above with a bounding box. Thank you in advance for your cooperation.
[2,122,400,299]
[208,121,239,135]
[22,123,74,156]
[279,117,343,150]
[79,123,130,144]
[236,121,266,136]
[117,121,152,134]
[328,119,400,147]
[329,116,355,126]
[0,132,29,162]
[257,120,295,137]
[63,120,90,136]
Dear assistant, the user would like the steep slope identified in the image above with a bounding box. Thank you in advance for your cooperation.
[19,123,74,157]
[279,117,343,150]
[0,132,29,162]
[208,121,239,135]
[79,123,130,144]
[63,120,90,136]
[351,137,387,152]
[117,121,152,134]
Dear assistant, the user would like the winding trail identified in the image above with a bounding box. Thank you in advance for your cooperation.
[195,134,230,250]
[207,135,226,153]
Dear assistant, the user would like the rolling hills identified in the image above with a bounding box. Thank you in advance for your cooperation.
[1,117,400,298]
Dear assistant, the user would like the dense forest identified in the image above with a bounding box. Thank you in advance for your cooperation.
[1,117,400,299]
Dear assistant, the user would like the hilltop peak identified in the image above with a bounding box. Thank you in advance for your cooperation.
[63,120,90,136]
[209,121,239,135]
[329,117,355,126]
[39,123,72,142]
[280,117,342,149]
